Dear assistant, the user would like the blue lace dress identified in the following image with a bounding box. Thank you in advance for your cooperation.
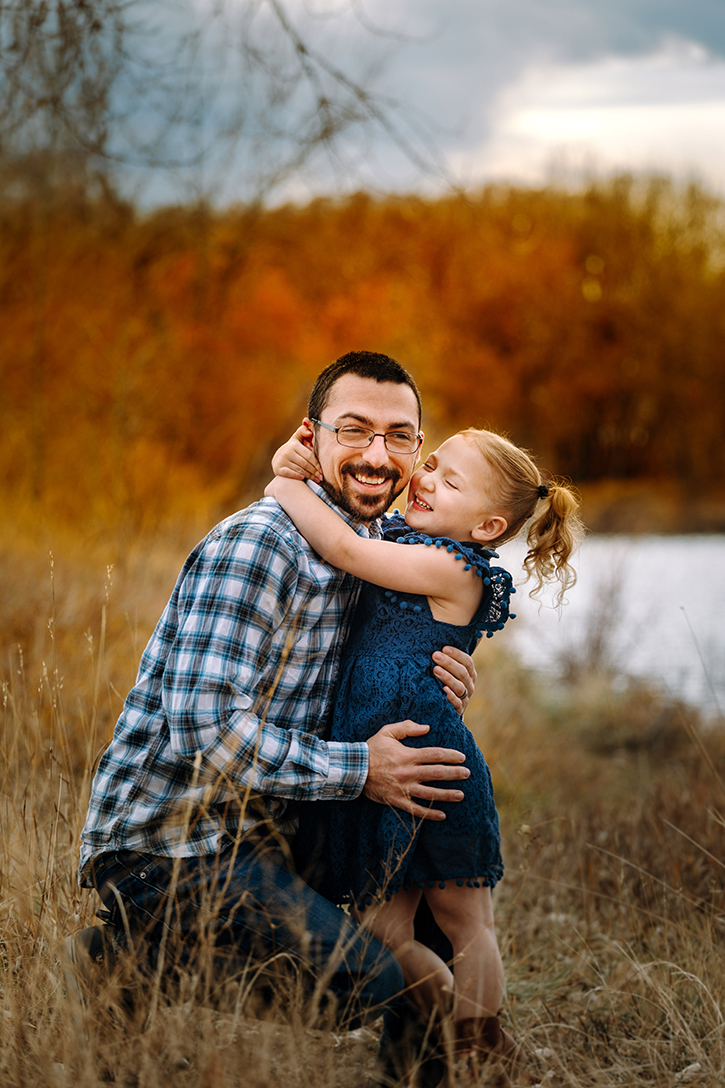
[295,513,516,908]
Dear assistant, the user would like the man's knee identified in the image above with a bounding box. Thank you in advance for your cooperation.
[348,935,405,1012]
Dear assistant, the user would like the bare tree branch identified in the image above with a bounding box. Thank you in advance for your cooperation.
[0,0,450,203]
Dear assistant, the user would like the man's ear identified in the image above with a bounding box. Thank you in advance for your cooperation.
[414,430,425,467]
[471,516,507,543]
[301,417,315,449]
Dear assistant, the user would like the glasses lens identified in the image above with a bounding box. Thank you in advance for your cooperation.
[335,426,420,452]
[336,426,375,448]
[385,433,420,453]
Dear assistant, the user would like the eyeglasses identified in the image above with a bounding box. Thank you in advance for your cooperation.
[311,419,423,454]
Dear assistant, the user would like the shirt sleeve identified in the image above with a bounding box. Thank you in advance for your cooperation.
[158,515,369,801]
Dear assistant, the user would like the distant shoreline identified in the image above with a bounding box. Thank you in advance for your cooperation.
[578,480,725,534]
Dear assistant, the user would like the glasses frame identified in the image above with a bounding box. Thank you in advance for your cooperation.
[311,418,423,454]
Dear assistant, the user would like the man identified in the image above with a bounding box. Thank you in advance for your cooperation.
[73,351,475,1076]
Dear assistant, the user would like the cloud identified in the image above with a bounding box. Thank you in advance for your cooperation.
[451,39,725,189]
[127,2,725,201]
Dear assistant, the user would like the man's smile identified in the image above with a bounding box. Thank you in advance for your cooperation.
[343,464,400,491]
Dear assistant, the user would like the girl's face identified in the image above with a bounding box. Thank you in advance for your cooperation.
[405,435,507,543]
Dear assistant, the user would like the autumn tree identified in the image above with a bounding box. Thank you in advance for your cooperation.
[0,0,445,522]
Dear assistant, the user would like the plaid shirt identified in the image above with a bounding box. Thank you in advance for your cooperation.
[79,485,374,885]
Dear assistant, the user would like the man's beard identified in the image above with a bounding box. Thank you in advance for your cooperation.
[322,461,406,523]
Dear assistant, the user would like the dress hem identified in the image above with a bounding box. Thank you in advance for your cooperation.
[335,868,505,909]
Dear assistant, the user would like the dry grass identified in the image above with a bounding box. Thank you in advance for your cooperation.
[2,518,724,1087]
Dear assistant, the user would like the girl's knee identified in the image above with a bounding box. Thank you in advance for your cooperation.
[424,884,495,942]
[362,890,419,953]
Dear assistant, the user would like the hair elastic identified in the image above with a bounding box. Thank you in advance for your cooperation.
[537,483,549,499]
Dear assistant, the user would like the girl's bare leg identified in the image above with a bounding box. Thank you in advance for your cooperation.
[423,883,504,1021]
[359,889,454,1017]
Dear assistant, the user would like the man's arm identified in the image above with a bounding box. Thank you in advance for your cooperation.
[159,510,469,818]
[155,512,367,800]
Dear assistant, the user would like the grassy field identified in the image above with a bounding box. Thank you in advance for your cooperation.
[1,517,724,1087]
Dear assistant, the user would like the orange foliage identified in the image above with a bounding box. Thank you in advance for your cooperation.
[2,176,724,526]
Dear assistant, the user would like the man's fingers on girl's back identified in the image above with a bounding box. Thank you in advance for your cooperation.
[384,719,429,738]
[410,805,447,821]
[396,795,447,820]
[410,746,468,767]
[412,784,465,803]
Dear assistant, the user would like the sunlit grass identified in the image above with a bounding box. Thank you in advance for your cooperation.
[2,518,724,1086]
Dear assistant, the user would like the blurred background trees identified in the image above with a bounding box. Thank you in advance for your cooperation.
[0,0,442,527]
[1,4,724,533]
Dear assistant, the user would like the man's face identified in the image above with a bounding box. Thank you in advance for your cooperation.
[314,374,422,523]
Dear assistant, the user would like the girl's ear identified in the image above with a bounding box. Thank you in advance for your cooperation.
[471,516,507,543]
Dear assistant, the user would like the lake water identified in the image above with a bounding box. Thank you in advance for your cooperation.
[492,535,725,719]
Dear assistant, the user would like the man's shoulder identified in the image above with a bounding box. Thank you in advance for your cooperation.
[170,500,308,600]
[208,498,304,551]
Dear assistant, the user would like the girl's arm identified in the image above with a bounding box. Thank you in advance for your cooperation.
[265,477,474,603]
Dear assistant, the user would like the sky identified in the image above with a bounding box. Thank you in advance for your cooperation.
[270,0,725,200]
[126,0,725,204]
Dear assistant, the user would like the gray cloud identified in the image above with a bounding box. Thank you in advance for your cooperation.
[113,0,725,202]
[369,0,725,171]
[393,0,725,63]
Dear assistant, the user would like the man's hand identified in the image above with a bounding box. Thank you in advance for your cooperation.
[364,720,470,821]
[432,646,477,715]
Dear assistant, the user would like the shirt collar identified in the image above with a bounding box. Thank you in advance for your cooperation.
[307,481,382,540]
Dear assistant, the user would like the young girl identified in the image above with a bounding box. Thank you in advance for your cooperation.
[266,423,582,1070]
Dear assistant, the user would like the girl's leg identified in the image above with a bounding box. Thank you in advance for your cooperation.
[423,883,504,1021]
[359,888,454,1018]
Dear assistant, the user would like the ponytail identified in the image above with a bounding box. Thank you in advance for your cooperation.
[522,479,583,606]
[460,428,584,607]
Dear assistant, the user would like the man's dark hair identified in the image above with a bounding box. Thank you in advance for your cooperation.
[308,350,422,424]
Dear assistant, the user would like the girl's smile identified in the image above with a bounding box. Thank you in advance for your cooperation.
[405,435,507,544]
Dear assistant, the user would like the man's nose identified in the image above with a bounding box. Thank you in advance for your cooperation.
[363,434,391,468]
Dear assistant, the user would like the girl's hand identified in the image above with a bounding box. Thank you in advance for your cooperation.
[271,420,322,482]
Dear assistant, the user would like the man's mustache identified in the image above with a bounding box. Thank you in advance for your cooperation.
[341,463,401,483]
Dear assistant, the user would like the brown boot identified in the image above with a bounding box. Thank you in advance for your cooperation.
[449,1016,528,1086]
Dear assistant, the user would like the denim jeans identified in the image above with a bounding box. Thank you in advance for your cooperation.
[92,832,404,1029]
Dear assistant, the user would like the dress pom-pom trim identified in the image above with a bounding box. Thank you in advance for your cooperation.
[380,512,516,638]
[353,872,499,907]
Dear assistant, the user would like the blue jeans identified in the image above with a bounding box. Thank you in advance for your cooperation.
[93,832,404,1029]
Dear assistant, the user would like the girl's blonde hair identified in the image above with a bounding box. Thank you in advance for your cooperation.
[460,428,584,605]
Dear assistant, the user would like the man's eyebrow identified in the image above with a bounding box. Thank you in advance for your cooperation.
[336,411,419,431]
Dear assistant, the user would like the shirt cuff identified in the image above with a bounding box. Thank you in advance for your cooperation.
[319,741,369,800]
